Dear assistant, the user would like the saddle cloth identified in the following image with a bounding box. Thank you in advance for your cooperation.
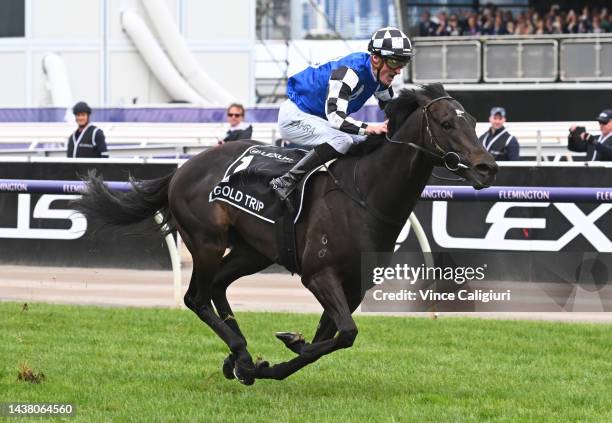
[209,145,323,223]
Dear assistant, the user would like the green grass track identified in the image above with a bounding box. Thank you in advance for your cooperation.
[1,302,610,422]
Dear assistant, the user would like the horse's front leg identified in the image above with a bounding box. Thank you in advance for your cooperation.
[275,311,335,354]
[276,279,367,355]
[256,268,358,380]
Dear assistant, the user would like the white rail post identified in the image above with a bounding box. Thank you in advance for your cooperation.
[536,129,542,166]
[407,212,438,318]
[154,212,182,308]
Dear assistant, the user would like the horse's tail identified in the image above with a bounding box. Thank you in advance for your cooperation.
[72,170,175,234]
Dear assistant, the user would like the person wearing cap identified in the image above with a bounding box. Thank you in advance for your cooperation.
[269,26,413,201]
[67,101,108,158]
[568,109,612,161]
[478,107,520,161]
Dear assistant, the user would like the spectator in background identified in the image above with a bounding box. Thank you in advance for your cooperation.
[551,15,564,34]
[534,17,548,34]
[601,9,611,32]
[67,102,108,158]
[490,14,507,35]
[219,103,253,144]
[592,15,604,33]
[481,15,494,34]
[448,14,463,36]
[434,11,450,36]
[419,11,436,36]
[568,110,612,161]
[478,107,520,161]
[579,6,591,31]
[566,10,578,33]
[465,15,482,35]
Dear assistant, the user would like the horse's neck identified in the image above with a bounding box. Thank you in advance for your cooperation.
[358,137,432,224]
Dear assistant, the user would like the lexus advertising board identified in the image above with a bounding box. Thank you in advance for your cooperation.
[0,161,177,269]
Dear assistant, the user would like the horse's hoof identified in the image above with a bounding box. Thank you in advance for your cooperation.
[222,354,236,380]
[255,358,270,369]
[233,362,255,386]
[275,331,306,354]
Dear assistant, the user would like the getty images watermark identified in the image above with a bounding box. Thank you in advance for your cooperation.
[371,262,511,304]
[360,252,612,312]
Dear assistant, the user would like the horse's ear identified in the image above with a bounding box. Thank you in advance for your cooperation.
[421,82,447,99]
[430,82,446,95]
[385,92,415,136]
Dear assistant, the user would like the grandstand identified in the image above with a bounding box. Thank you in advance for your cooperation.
[1,0,610,154]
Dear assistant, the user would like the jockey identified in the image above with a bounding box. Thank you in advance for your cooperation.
[269,27,413,201]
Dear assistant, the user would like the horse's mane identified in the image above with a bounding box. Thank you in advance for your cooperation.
[347,83,448,156]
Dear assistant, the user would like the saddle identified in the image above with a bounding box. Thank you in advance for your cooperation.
[209,145,327,273]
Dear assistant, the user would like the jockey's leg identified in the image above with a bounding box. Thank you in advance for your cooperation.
[269,142,341,200]
[272,100,356,202]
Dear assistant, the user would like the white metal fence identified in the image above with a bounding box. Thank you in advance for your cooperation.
[0,121,602,161]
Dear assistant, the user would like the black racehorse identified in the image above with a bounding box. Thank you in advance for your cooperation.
[73,83,497,385]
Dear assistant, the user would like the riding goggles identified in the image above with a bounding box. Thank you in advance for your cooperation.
[384,57,410,70]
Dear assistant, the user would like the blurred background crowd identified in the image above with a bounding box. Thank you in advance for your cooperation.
[419,4,611,36]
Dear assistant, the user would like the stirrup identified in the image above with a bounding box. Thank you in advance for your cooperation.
[278,185,298,201]
[270,182,296,213]
[270,178,297,201]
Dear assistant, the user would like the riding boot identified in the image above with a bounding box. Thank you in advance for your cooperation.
[270,143,342,201]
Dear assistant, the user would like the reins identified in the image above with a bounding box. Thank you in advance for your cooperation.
[385,95,469,173]
[327,95,472,227]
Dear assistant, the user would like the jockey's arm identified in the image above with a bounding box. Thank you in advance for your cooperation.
[374,86,394,110]
[325,66,370,136]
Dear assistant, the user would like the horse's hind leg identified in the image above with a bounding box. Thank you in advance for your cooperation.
[210,240,272,379]
[182,229,259,385]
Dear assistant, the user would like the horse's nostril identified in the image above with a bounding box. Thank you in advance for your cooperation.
[475,163,498,176]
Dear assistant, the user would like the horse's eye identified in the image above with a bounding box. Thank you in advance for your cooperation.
[442,121,452,130]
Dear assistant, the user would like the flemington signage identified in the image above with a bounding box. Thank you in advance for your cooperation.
[0,161,177,268]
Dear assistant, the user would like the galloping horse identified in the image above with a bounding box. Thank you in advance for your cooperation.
[74,83,497,385]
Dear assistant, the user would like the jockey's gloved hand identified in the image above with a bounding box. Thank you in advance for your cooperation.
[366,120,388,135]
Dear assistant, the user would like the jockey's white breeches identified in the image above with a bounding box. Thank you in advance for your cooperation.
[277,100,367,154]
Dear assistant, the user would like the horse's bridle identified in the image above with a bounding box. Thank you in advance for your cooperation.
[385,95,470,172]
[327,95,473,227]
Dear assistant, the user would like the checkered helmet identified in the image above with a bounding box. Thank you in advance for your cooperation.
[367,27,413,60]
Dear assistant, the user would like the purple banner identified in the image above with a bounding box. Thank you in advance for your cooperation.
[0,106,385,123]
[0,108,68,122]
[421,186,612,203]
[0,179,131,194]
[0,179,610,203]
